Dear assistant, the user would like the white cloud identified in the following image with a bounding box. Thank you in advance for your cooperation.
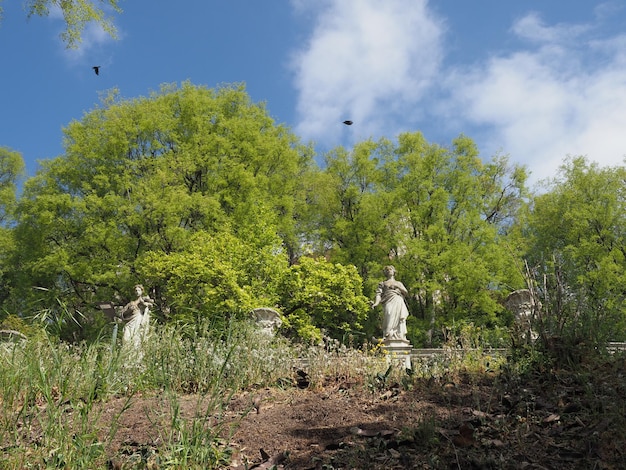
[511,12,589,44]
[444,13,626,187]
[290,0,445,147]
[291,3,626,187]
[63,21,114,60]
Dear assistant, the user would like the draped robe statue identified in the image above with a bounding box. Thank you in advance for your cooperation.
[120,284,153,349]
[372,266,410,342]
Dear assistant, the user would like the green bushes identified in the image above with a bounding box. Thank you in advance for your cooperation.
[278,257,370,342]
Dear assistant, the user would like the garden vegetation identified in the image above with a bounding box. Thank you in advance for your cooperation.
[0,82,625,468]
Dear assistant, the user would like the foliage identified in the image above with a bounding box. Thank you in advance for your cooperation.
[3,76,626,354]
[9,82,311,338]
[386,134,527,322]
[526,157,626,346]
[0,313,43,339]
[138,227,288,327]
[0,319,299,468]
[1,308,624,468]
[279,256,370,342]
[18,0,122,48]
[309,133,528,344]
[0,147,24,308]
[0,147,24,227]
[309,140,392,280]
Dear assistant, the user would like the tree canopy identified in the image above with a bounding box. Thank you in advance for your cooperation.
[1,80,625,346]
[307,132,528,343]
[8,82,313,338]
[525,157,626,343]
[0,147,24,308]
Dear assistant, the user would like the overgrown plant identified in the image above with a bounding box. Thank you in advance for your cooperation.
[0,313,519,468]
[0,328,130,468]
[0,317,299,468]
[514,256,624,370]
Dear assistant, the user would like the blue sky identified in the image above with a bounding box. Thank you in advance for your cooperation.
[1,1,625,188]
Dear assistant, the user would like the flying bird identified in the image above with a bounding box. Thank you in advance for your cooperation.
[343,120,353,125]
[92,66,101,75]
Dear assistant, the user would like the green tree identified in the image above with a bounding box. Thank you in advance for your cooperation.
[388,134,528,344]
[310,140,392,279]
[0,147,24,227]
[11,82,311,338]
[1,0,122,48]
[138,219,289,328]
[526,156,626,345]
[278,257,370,343]
[312,132,528,345]
[0,147,25,310]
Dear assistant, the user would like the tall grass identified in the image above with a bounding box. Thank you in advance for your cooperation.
[0,328,129,468]
[0,318,301,468]
[0,316,509,468]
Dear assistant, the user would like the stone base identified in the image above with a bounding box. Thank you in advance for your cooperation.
[382,338,413,370]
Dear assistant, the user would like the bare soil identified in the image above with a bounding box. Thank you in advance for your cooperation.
[99,357,626,469]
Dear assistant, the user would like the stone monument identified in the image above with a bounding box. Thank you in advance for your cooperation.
[504,288,539,342]
[372,266,413,368]
[118,284,153,350]
[251,307,282,335]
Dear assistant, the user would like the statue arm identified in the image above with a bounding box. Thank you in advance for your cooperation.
[396,282,408,297]
[118,301,137,320]
[137,295,154,308]
[371,283,383,308]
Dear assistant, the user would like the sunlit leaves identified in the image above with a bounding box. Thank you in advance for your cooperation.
[139,227,288,326]
[527,157,626,341]
[279,257,370,342]
[11,83,311,334]
[0,147,24,226]
[24,0,122,49]
[316,132,527,333]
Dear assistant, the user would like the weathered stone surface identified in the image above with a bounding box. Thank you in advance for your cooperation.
[251,308,282,335]
[119,284,153,349]
[504,289,540,341]
[372,265,411,342]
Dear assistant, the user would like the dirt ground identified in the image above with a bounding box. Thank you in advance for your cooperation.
[99,357,626,470]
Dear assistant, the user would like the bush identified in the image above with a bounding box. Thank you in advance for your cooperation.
[278,257,370,342]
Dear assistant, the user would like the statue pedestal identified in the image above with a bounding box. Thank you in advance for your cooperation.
[383,338,413,370]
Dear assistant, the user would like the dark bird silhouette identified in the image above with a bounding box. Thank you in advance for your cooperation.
[343,120,353,125]
[92,66,100,75]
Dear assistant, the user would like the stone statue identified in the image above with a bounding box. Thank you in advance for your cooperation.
[504,289,540,342]
[372,265,410,342]
[119,284,153,348]
[251,308,283,335]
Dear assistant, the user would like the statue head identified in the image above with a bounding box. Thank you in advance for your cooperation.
[383,265,396,278]
[134,284,144,296]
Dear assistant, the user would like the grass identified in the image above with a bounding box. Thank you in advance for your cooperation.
[1,319,325,468]
[6,316,615,469]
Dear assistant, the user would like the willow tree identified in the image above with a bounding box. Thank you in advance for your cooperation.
[11,82,313,337]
